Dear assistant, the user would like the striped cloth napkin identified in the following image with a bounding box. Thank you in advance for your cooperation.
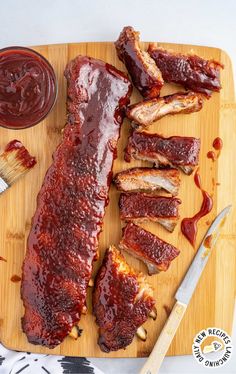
[0,343,103,374]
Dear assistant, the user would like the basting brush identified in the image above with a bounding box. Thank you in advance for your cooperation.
[0,139,36,194]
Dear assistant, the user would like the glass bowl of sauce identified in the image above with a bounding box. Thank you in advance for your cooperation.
[0,46,57,130]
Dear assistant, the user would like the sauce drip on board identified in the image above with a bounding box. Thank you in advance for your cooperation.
[0,256,7,262]
[11,275,21,282]
[213,137,223,151]
[181,169,213,247]
[207,137,223,161]
[0,47,56,129]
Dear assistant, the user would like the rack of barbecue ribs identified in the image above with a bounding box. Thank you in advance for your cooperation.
[21,56,132,348]
[125,131,200,175]
[114,167,180,196]
[119,223,180,274]
[148,45,223,96]
[115,26,164,98]
[126,92,203,129]
[119,192,181,232]
[93,245,155,352]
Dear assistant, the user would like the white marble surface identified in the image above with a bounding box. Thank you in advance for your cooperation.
[0,1,235,373]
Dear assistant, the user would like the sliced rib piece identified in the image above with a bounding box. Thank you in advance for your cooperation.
[119,223,180,274]
[115,26,164,98]
[126,92,203,129]
[119,193,181,232]
[148,45,223,96]
[93,245,155,352]
[21,56,132,348]
[114,167,180,196]
[125,131,200,175]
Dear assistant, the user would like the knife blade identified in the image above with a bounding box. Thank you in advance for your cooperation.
[139,205,232,374]
[175,205,232,305]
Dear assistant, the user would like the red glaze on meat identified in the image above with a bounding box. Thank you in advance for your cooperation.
[148,45,223,96]
[21,56,132,348]
[125,131,200,175]
[115,26,164,98]
[93,246,155,352]
[120,223,180,274]
[119,192,181,232]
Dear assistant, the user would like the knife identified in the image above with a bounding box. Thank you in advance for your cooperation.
[139,205,232,374]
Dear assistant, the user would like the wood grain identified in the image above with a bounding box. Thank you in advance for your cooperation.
[139,301,187,374]
[0,42,235,358]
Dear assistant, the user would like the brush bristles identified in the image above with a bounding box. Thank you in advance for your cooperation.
[0,150,31,186]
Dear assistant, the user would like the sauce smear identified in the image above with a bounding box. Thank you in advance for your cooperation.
[163,305,171,317]
[181,169,213,247]
[0,256,7,262]
[11,275,21,282]
[204,234,213,248]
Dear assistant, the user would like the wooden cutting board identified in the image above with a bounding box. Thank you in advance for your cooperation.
[0,42,235,358]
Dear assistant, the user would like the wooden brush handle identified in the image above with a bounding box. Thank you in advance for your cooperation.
[139,301,187,374]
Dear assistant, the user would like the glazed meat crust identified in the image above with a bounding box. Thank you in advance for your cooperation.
[126,92,203,129]
[148,45,223,96]
[114,167,180,196]
[21,56,132,348]
[115,26,164,98]
[93,246,155,352]
[125,131,200,175]
[120,223,180,274]
[119,192,181,232]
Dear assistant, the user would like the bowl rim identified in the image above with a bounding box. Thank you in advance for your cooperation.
[0,45,58,130]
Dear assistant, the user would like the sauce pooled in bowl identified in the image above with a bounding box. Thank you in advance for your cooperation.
[0,46,57,129]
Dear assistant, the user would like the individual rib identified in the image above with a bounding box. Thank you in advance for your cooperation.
[119,192,181,232]
[125,131,200,175]
[126,92,203,129]
[114,167,180,196]
[115,26,164,98]
[148,45,223,96]
[21,56,132,348]
[119,223,180,274]
[93,245,155,352]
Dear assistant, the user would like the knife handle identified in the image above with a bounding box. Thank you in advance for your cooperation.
[139,301,187,374]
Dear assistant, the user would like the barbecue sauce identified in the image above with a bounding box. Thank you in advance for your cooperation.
[207,138,223,161]
[213,137,223,151]
[11,275,21,282]
[204,234,213,248]
[148,45,223,96]
[181,169,213,247]
[207,151,216,161]
[93,247,155,352]
[4,140,36,169]
[0,47,56,129]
